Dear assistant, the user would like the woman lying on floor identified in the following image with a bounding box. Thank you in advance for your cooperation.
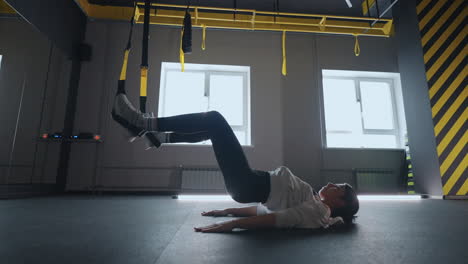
[112,92,359,233]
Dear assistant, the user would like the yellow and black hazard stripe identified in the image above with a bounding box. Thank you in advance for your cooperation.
[416,0,467,196]
[405,137,416,194]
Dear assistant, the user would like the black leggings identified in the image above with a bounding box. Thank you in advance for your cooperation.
[157,111,270,203]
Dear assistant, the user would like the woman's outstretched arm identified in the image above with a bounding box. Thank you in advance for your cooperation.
[194,213,276,233]
[201,205,258,217]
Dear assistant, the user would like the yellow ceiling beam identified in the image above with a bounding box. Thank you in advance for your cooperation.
[362,0,376,15]
[0,0,16,14]
[149,9,390,32]
[77,1,393,38]
[142,16,389,37]
[150,2,385,22]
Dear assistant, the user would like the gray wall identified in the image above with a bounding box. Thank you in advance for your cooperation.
[394,0,442,195]
[70,19,405,191]
[0,17,70,186]
[282,33,402,187]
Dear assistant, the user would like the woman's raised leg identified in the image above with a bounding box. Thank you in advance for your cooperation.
[156,111,270,203]
[112,93,270,203]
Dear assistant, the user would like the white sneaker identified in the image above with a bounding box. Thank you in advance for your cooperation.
[111,93,160,148]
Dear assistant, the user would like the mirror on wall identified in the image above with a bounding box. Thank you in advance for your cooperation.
[0,15,71,198]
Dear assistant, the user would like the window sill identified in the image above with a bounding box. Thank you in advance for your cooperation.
[161,143,254,148]
[324,147,405,152]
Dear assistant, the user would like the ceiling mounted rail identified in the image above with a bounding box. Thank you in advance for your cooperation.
[77,1,393,38]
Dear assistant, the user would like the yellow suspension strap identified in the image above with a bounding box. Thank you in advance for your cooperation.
[180,7,193,72]
[115,1,160,147]
[139,0,160,146]
[140,0,151,113]
[180,29,185,72]
[354,34,361,56]
[282,30,287,76]
[117,3,137,95]
[201,24,206,50]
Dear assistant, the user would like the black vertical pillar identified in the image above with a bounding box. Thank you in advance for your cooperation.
[56,59,82,191]
[394,0,442,196]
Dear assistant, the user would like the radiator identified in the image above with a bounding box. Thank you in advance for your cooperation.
[180,167,227,193]
[354,168,402,193]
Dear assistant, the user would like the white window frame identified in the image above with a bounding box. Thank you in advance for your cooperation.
[159,62,251,146]
[322,70,406,149]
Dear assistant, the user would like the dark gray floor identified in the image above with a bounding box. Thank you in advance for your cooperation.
[2,195,467,264]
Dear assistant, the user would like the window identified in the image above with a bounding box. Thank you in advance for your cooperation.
[322,70,406,149]
[159,62,251,145]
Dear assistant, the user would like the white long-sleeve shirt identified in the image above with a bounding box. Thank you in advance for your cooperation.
[257,166,343,229]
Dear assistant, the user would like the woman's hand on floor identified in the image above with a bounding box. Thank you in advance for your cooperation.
[194,220,235,233]
[201,209,229,217]
[195,214,276,233]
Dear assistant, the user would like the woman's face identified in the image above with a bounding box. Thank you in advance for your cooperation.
[319,183,346,207]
